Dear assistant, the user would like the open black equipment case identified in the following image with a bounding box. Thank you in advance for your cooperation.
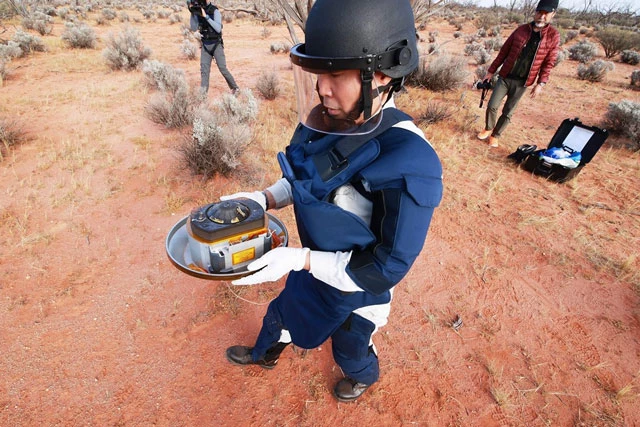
[518,118,608,183]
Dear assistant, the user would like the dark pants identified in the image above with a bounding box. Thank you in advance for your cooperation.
[252,300,380,385]
[485,77,528,137]
[200,41,238,93]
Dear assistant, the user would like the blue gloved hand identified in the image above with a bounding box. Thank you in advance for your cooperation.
[232,247,310,285]
[220,191,266,211]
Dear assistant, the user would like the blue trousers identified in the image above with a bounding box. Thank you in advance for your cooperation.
[252,300,380,385]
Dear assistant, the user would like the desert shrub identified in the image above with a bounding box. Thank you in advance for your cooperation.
[621,50,640,65]
[418,101,453,126]
[169,13,182,24]
[213,89,259,124]
[142,59,186,93]
[473,47,491,65]
[61,22,96,49]
[428,31,438,43]
[0,42,23,60]
[568,40,598,63]
[631,70,640,89]
[603,100,640,149]
[12,29,46,56]
[594,28,639,59]
[484,37,502,52]
[102,8,117,21]
[407,55,469,91]
[157,10,170,19]
[464,43,482,56]
[255,70,280,100]
[453,31,462,39]
[554,49,567,67]
[0,118,28,161]
[0,59,8,85]
[103,26,152,71]
[22,11,53,36]
[270,42,290,54]
[179,107,252,178]
[577,59,614,82]
[145,84,204,129]
[475,13,499,30]
[119,11,130,22]
[180,39,197,60]
[565,30,579,42]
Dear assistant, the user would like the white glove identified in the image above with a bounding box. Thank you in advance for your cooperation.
[220,191,266,211]
[232,247,310,285]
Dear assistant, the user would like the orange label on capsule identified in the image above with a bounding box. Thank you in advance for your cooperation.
[232,247,256,265]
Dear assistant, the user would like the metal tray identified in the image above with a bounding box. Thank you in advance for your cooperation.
[165,213,288,280]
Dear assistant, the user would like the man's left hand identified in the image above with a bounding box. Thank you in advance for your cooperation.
[531,84,544,99]
[232,247,310,285]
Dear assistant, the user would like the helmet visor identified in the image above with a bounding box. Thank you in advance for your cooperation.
[291,62,384,136]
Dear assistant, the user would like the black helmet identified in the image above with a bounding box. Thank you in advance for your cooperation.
[290,0,418,133]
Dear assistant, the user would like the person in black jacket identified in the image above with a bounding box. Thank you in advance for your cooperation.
[188,0,239,94]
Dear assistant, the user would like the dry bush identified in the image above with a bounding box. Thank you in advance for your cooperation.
[180,39,197,60]
[621,50,640,66]
[473,47,491,65]
[213,89,259,124]
[255,70,280,100]
[103,26,152,71]
[269,41,290,54]
[417,101,454,126]
[142,59,186,93]
[11,29,46,56]
[179,107,252,179]
[61,22,97,49]
[0,118,28,161]
[145,84,204,129]
[0,43,23,60]
[568,40,598,63]
[21,11,53,36]
[407,55,469,92]
[603,100,640,150]
[631,70,640,89]
[577,59,614,82]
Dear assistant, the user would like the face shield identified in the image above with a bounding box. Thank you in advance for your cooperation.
[290,43,392,136]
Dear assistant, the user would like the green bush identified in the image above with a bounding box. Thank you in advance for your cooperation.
[594,28,640,59]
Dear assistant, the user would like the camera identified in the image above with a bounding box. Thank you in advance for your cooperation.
[188,0,206,14]
[475,79,493,90]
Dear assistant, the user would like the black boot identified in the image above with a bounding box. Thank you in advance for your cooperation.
[226,343,288,370]
[333,377,371,402]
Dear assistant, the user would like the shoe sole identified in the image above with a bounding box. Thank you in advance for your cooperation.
[477,132,492,141]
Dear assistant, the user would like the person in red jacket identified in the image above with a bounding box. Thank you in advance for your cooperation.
[477,0,560,148]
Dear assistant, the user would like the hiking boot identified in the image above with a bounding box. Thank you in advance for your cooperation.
[333,377,371,402]
[488,136,499,147]
[225,346,278,370]
[477,129,492,140]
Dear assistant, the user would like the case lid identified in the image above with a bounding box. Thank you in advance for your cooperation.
[547,118,608,165]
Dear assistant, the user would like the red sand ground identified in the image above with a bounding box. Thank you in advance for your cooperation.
[1,9,639,426]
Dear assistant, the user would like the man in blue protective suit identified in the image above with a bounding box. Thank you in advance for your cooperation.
[188,0,239,94]
[222,0,443,402]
